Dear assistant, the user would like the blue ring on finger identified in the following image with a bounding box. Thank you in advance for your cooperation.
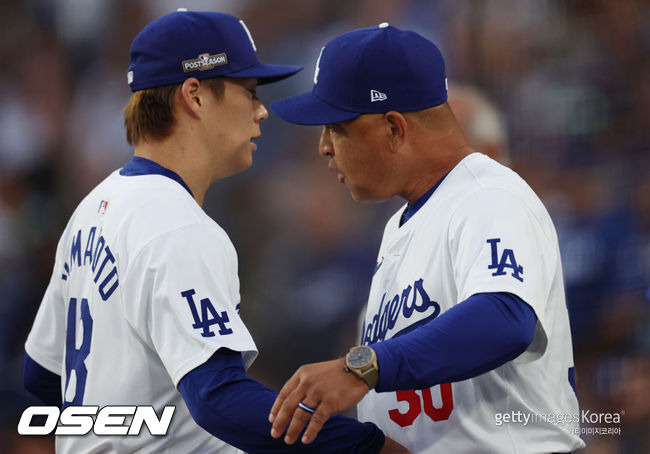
[298,401,316,414]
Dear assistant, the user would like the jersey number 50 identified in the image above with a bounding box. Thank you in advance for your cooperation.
[388,383,453,427]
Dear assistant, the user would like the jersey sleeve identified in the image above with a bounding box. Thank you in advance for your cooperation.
[448,188,558,360]
[121,223,258,387]
[24,234,68,375]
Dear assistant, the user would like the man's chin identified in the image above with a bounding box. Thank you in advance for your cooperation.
[348,187,373,203]
[349,187,391,203]
[219,159,253,180]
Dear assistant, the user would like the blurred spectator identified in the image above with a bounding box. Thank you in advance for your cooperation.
[447,82,510,165]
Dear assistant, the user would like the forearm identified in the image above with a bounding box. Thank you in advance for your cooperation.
[179,350,384,453]
[23,353,62,407]
[372,292,537,392]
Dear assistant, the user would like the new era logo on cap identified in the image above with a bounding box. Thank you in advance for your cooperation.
[370,90,387,102]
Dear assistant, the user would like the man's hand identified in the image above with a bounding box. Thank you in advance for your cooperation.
[268,357,371,444]
[380,437,410,453]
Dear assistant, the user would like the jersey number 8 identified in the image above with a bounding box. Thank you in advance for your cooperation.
[63,297,93,408]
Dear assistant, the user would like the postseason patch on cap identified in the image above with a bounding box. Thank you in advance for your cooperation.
[182,53,228,72]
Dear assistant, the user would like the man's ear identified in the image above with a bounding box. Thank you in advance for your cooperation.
[177,77,203,119]
[384,111,407,153]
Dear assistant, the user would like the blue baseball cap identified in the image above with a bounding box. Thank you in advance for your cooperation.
[127,10,303,91]
[271,23,447,125]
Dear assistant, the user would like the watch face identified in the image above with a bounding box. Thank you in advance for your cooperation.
[348,346,373,368]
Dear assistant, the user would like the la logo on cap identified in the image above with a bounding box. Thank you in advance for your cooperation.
[313,46,325,84]
[370,90,387,102]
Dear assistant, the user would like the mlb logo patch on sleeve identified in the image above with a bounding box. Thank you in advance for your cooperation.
[98,200,109,215]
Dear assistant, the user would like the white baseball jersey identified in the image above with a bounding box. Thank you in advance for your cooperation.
[357,153,585,453]
[25,168,256,453]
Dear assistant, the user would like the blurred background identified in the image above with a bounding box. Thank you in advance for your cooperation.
[1,0,648,452]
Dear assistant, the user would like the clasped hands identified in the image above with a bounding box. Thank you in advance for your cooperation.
[268,357,409,453]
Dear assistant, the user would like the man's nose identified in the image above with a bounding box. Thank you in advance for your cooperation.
[319,126,333,157]
[255,102,269,123]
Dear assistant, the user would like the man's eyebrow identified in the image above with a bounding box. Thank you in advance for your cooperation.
[326,122,345,131]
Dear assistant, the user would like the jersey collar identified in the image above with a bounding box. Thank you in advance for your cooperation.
[119,156,194,197]
[399,172,449,227]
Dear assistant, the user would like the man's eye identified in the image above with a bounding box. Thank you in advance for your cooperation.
[327,124,343,135]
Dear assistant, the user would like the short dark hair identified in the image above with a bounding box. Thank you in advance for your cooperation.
[124,77,225,145]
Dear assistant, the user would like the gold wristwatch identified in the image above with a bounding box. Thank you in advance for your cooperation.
[344,345,379,389]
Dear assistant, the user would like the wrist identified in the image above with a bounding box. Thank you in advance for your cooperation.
[344,345,379,390]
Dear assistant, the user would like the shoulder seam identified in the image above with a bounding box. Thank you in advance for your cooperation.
[122,222,226,282]
[117,222,229,335]
[448,187,556,248]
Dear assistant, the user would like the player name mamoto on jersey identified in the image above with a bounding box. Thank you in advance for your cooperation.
[361,278,440,345]
[62,226,119,301]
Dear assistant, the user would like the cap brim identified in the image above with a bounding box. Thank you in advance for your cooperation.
[227,63,303,85]
[270,91,361,125]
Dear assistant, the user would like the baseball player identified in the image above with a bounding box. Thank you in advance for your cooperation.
[268,24,586,453]
[22,11,407,454]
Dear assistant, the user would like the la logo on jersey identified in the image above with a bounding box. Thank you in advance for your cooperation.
[181,289,233,338]
[487,238,524,282]
[370,89,387,102]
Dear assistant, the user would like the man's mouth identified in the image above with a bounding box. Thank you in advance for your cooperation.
[251,135,261,150]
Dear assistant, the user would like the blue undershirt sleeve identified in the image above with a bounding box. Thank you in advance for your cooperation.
[23,353,62,407]
[371,292,537,392]
[178,349,385,453]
